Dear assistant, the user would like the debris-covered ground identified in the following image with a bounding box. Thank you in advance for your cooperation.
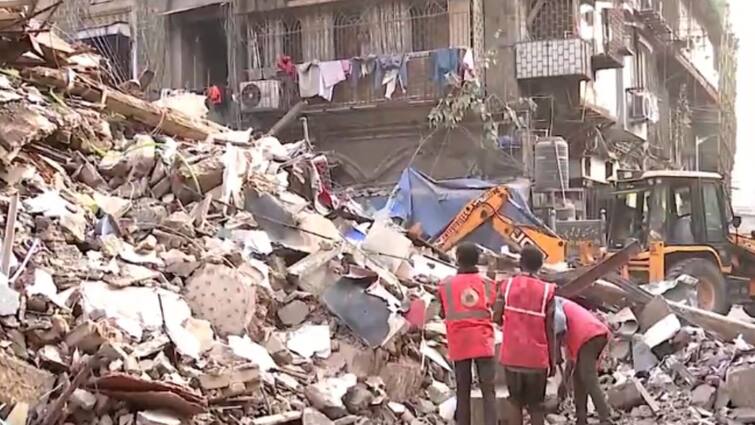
[2,4,755,425]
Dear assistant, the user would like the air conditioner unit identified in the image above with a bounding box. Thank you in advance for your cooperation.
[570,156,617,184]
[239,80,282,112]
[627,89,657,122]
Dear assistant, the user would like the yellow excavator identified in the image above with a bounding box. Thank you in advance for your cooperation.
[433,170,755,316]
[433,185,597,265]
[605,170,755,315]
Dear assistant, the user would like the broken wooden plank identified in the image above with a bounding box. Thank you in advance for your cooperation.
[266,100,307,137]
[557,240,640,298]
[21,67,226,141]
[1,192,18,275]
[249,411,303,425]
[594,275,755,347]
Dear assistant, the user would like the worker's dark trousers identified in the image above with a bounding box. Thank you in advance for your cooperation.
[454,356,497,425]
[574,335,612,425]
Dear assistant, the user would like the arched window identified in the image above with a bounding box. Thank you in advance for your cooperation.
[410,0,449,51]
[282,18,304,63]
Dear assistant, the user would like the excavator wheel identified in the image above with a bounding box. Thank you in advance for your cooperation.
[743,304,755,318]
[665,258,731,316]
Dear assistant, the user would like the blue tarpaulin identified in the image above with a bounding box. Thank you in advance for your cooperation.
[376,168,546,252]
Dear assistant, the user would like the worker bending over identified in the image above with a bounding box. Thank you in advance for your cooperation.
[493,245,556,425]
[555,296,613,425]
[437,243,497,425]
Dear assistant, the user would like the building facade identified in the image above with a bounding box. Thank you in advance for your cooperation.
[38,0,737,218]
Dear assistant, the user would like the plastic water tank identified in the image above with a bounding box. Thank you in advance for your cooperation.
[534,137,569,191]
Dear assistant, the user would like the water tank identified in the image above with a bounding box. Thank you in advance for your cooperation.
[534,137,569,191]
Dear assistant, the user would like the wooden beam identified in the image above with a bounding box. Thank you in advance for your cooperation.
[558,240,641,298]
[22,67,226,141]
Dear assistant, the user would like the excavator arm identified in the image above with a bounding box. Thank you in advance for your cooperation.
[434,186,567,264]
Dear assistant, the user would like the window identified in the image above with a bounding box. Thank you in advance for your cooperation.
[669,185,695,244]
[334,9,363,59]
[410,0,449,51]
[609,191,645,247]
[702,182,726,242]
[282,19,304,63]
[635,43,648,89]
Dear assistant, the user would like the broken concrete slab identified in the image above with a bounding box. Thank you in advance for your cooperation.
[427,380,452,405]
[379,360,423,403]
[727,366,755,408]
[690,384,717,409]
[607,379,647,412]
[361,219,412,274]
[343,383,374,414]
[277,300,309,326]
[304,374,357,419]
[302,408,334,425]
[638,295,674,332]
[287,324,331,359]
[65,321,110,354]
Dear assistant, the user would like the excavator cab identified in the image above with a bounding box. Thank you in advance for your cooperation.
[606,171,754,315]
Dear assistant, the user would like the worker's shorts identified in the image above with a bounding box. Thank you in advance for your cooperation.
[504,367,548,408]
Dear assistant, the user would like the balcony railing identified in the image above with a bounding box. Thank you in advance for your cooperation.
[240,1,470,110]
[515,38,594,80]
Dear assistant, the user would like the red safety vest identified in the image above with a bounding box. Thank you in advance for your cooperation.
[438,273,496,361]
[561,299,610,361]
[499,275,554,369]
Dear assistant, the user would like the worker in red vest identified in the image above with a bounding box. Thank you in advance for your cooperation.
[555,297,613,425]
[493,245,556,425]
[437,243,497,425]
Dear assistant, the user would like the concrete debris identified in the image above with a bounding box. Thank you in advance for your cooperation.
[277,299,310,326]
[426,381,452,405]
[690,384,717,409]
[727,366,755,408]
[0,13,748,425]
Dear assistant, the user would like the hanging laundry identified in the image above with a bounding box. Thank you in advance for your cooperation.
[430,48,462,87]
[349,56,377,87]
[341,60,352,80]
[374,54,407,99]
[296,60,347,102]
[297,62,322,99]
[320,60,346,90]
[277,55,297,79]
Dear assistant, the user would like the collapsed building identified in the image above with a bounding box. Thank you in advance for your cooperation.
[36,0,738,222]
[1,1,753,425]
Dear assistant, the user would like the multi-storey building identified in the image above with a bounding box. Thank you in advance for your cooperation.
[38,0,737,219]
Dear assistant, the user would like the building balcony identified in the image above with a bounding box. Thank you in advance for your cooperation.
[592,7,631,71]
[237,1,471,114]
[515,38,594,81]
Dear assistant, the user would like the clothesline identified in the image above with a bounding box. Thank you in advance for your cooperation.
[283,47,478,103]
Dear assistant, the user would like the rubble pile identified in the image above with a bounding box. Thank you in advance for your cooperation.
[0,8,466,425]
[1,6,755,425]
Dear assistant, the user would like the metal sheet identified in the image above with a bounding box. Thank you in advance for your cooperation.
[321,277,391,347]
